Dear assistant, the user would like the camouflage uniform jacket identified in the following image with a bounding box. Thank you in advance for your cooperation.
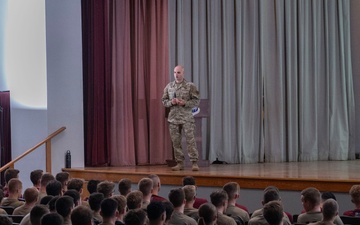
[162,79,200,124]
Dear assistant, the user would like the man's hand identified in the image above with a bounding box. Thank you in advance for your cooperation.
[176,99,186,106]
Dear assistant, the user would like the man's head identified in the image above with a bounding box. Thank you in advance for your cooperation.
[30,169,43,187]
[30,205,50,225]
[147,201,166,223]
[89,192,104,211]
[182,176,196,186]
[4,168,19,184]
[168,188,185,208]
[124,209,148,225]
[173,65,185,83]
[23,187,39,204]
[223,182,240,200]
[182,185,196,203]
[67,178,84,193]
[55,196,74,218]
[112,195,127,215]
[8,178,22,197]
[127,190,143,210]
[40,173,55,188]
[263,188,281,204]
[322,199,339,221]
[301,187,321,212]
[64,189,81,207]
[87,179,101,194]
[55,172,70,192]
[210,190,228,210]
[263,201,284,225]
[148,174,161,191]
[350,185,360,205]
[71,205,93,225]
[97,181,115,198]
[119,178,132,196]
[46,180,63,196]
[138,178,153,197]
[198,203,217,225]
[41,212,64,225]
[100,198,118,219]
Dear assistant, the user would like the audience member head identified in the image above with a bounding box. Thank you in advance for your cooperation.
[63,189,81,206]
[322,192,337,201]
[39,195,54,206]
[182,176,196,186]
[168,188,185,208]
[210,190,228,212]
[4,168,19,184]
[55,196,74,219]
[46,180,63,196]
[124,209,147,225]
[89,192,104,211]
[148,174,161,192]
[55,172,70,192]
[301,187,321,211]
[112,195,127,215]
[198,203,217,225]
[87,179,101,194]
[30,205,50,225]
[138,178,153,197]
[127,190,143,209]
[119,178,132,196]
[30,169,43,188]
[263,188,281,204]
[0,216,12,225]
[8,178,22,197]
[182,185,196,203]
[40,173,55,190]
[23,187,39,204]
[349,185,360,206]
[147,201,166,224]
[162,201,174,223]
[223,182,240,201]
[71,205,93,225]
[41,212,64,225]
[322,199,339,221]
[67,178,84,193]
[48,196,59,212]
[100,198,118,219]
[263,200,284,225]
[97,181,115,198]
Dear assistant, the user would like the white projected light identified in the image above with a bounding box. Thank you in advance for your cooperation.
[4,0,47,109]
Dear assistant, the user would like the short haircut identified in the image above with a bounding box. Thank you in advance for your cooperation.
[182,176,196,186]
[321,192,337,201]
[127,190,143,210]
[263,201,284,225]
[30,205,50,225]
[124,209,147,225]
[264,189,280,203]
[48,196,60,212]
[148,174,160,188]
[30,169,43,186]
[4,168,19,184]
[55,172,70,186]
[55,196,74,218]
[301,187,321,207]
[67,178,84,192]
[182,185,196,202]
[138,178,153,196]
[147,201,165,221]
[97,181,115,198]
[322,199,339,220]
[162,201,174,221]
[71,205,93,225]
[41,212,64,225]
[168,188,185,208]
[8,178,22,193]
[223,182,240,200]
[350,185,360,204]
[46,180,63,196]
[100,198,118,218]
[112,195,127,214]
[64,189,81,206]
[89,192,104,211]
[87,180,101,194]
[40,174,55,187]
[210,190,228,207]
[119,178,132,196]
[23,187,39,203]
[198,203,217,225]
[40,195,54,205]
[0,216,12,225]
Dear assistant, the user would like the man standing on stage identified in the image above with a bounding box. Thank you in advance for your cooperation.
[162,65,200,171]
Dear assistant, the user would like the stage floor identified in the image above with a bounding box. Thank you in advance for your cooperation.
[63,160,360,193]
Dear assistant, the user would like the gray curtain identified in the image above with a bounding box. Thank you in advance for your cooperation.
[168,0,355,163]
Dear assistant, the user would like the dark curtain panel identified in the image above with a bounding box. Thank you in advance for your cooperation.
[82,0,112,166]
[0,91,11,185]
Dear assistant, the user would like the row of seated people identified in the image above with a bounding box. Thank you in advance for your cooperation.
[0,168,359,225]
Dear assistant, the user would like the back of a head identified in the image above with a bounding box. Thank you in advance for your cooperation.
[162,201,174,222]
[30,205,50,225]
[182,185,196,202]
[210,190,228,208]
[0,216,12,225]
[5,168,19,184]
[30,169,43,186]
[89,192,104,211]
[263,189,280,204]
[263,201,284,225]
[112,195,127,214]
[148,174,160,188]
[321,192,337,201]
[71,205,93,225]
[350,185,360,205]
[119,178,132,196]
[55,196,74,218]
[40,195,54,206]
[138,178,153,196]
[127,190,143,210]
[322,199,339,221]
[55,172,70,185]
[168,188,185,208]
[67,178,84,192]
[46,180,63,196]
[40,173,55,187]
[182,176,196,186]
[24,187,39,203]
[147,201,165,222]
[8,178,22,194]
[223,182,240,200]
[48,196,60,212]
[63,189,81,206]
[41,212,64,225]
[87,179,100,194]
[301,187,321,208]
[198,203,217,225]
[124,209,147,225]
[97,181,115,198]
[101,198,118,218]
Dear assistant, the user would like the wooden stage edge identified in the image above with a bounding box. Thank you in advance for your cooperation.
[63,160,360,193]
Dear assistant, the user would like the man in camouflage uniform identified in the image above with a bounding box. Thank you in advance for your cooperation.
[162,65,200,171]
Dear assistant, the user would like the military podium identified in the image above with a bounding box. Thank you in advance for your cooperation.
[166,99,210,168]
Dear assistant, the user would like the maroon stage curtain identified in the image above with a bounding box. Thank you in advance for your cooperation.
[0,91,11,185]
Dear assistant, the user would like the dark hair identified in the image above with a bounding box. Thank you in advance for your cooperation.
[46,180,63,196]
[322,199,338,220]
[321,192,337,201]
[5,168,19,184]
[64,189,81,207]
[210,190,228,207]
[182,176,196,186]
[87,180,100,194]
[147,201,165,221]
[263,201,284,225]
[118,178,132,196]
[41,212,64,225]
[301,187,321,207]
[55,196,74,217]
[168,188,185,208]
[67,178,84,192]
[124,209,147,225]
[138,178,153,196]
[30,205,50,225]
[40,174,55,187]
[55,172,70,185]
[89,192,104,211]
[100,198,118,218]
[163,201,174,221]
[127,190,143,210]
[198,203,217,225]
[48,196,60,212]
[40,195,54,205]
[71,205,93,225]
[24,187,39,203]
[263,189,280,203]
[97,181,115,198]
[30,169,43,186]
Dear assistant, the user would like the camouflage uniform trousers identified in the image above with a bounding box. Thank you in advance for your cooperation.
[169,122,199,163]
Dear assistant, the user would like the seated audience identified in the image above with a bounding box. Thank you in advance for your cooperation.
[124,209,147,225]
[343,185,360,217]
[198,203,217,225]
[118,178,132,196]
[126,190,143,210]
[223,182,249,224]
[100,198,119,225]
[210,190,237,225]
[182,185,199,221]
[30,169,43,190]
[263,201,284,225]
[168,188,197,225]
[97,181,115,198]
[138,177,153,210]
[46,180,63,197]
[71,205,93,225]
[64,189,81,207]
[148,174,167,202]
[55,196,74,225]
[41,212,64,225]
[147,201,166,225]
[89,192,105,224]
[13,188,38,215]
[182,176,207,209]
[112,195,127,225]
[1,178,24,208]
[30,205,50,225]
[38,173,55,202]
[3,169,20,197]
[309,199,339,225]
